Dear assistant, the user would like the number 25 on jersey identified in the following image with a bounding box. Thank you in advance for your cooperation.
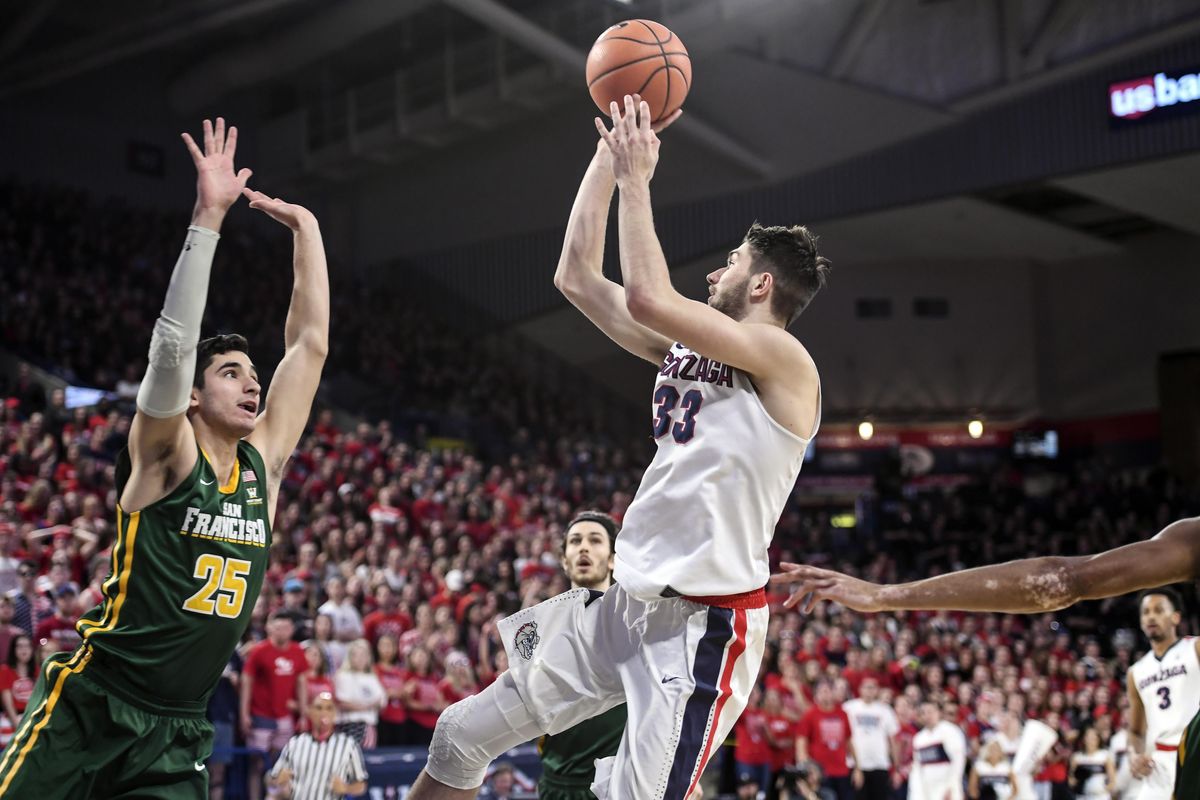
[183,554,250,618]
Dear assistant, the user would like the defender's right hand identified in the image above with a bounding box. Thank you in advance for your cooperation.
[181,117,252,230]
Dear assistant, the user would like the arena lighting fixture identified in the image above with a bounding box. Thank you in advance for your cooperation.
[968,419,984,439]
[857,420,874,441]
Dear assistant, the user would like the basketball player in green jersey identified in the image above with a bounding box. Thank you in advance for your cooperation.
[0,118,329,799]
[538,512,627,800]
[770,515,1200,800]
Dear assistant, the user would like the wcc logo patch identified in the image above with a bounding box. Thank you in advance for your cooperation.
[513,622,540,661]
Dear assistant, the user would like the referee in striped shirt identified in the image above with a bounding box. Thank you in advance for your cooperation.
[267,692,369,800]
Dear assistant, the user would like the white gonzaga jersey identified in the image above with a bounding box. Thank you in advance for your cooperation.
[615,343,817,599]
[1131,637,1200,746]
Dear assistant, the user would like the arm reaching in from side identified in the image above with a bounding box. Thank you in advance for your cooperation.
[771,517,1200,613]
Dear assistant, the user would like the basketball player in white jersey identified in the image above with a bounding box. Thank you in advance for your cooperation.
[407,96,825,800]
[1126,589,1200,799]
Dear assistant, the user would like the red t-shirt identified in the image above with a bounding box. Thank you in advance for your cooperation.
[245,640,307,719]
[766,713,798,772]
[438,676,479,706]
[735,708,772,766]
[404,671,444,730]
[797,706,852,778]
[34,614,79,651]
[305,673,335,707]
[0,666,34,713]
[363,610,412,646]
[376,664,408,725]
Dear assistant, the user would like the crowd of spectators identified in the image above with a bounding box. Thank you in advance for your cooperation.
[3,178,1200,799]
[0,177,640,458]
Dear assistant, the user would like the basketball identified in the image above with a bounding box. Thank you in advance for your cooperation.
[586,19,691,125]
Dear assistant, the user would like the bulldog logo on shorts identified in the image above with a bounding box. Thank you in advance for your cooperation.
[513,621,540,660]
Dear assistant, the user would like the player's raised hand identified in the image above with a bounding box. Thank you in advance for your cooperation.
[770,562,886,613]
[181,118,252,229]
[241,188,317,232]
[596,94,666,187]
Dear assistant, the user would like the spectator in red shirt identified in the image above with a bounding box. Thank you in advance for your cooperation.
[363,583,412,647]
[401,644,445,746]
[241,612,308,800]
[437,651,480,706]
[0,634,34,746]
[33,584,79,652]
[375,633,408,747]
[763,688,799,776]
[302,641,336,711]
[796,679,863,800]
[734,688,772,798]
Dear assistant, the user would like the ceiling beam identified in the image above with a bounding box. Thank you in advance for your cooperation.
[0,0,302,100]
[169,0,435,113]
[827,0,888,80]
[440,0,772,178]
[0,0,61,64]
[1023,0,1088,74]
[953,11,1200,114]
[997,0,1023,84]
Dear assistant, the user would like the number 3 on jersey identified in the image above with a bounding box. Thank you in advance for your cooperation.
[183,554,250,618]
[652,386,704,443]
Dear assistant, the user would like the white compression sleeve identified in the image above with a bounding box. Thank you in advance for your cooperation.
[135,225,220,418]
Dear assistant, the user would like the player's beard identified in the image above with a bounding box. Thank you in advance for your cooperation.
[711,274,751,320]
[570,565,610,591]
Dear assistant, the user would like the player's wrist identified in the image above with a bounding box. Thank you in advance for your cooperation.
[191,205,228,232]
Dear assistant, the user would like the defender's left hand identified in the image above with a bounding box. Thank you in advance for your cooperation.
[596,94,664,188]
[241,188,317,232]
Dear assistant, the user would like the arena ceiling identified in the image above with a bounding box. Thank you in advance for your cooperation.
[4,0,1200,184]
[4,0,1200,419]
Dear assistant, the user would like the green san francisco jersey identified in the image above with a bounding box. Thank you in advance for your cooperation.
[75,441,271,713]
[1177,710,1200,799]
[539,704,627,790]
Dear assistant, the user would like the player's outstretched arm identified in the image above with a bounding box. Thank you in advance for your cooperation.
[598,96,812,385]
[244,190,329,506]
[124,118,251,512]
[554,99,679,365]
[771,516,1200,614]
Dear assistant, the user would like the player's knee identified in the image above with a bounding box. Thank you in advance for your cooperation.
[425,695,492,790]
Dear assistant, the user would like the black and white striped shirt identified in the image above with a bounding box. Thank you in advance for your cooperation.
[268,731,369,800]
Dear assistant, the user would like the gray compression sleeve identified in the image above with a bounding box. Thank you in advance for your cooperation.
[135,225,220,418]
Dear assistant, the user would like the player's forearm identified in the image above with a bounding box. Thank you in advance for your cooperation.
[869,556,1081,613]
[617,183,676,318]
[1129,730,1146,755]
[554,152,616,297]
[137,226,219,418]
[282,219,330,359]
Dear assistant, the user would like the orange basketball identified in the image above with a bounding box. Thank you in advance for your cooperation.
[586,19,691,125]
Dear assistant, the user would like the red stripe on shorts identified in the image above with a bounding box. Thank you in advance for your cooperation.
[686,608,748,798]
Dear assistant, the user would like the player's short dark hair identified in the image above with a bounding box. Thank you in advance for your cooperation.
[744,223,831,325]
[1139,587,1185,615]
[194,334,250,389]
[561,510,620,553]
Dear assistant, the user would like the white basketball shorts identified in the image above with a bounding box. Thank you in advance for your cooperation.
[494,583,768,800]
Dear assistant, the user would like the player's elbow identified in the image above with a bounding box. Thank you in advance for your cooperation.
[625,287,664,326]
[553,270,579,299]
